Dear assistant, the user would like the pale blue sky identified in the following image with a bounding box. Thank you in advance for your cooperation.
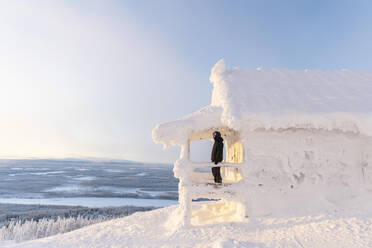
[1,0,371,163]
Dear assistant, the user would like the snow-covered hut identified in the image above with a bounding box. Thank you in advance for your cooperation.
[153,59,372,226]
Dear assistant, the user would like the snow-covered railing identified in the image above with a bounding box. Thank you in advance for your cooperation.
[188,162,243,184]
[190,162,243,169]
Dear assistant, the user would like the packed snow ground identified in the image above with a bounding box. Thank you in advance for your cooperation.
[3,194,372,248]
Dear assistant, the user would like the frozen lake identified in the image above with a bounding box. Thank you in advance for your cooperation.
[0,197,177,208]
[0,159,178,208]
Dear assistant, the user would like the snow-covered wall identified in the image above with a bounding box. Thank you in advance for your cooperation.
[241,129,372,189]
[237,129,372,216]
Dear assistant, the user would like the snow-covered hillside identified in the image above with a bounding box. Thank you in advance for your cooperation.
[3,195,372,248]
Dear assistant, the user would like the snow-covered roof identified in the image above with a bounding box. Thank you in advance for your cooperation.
[210,59,372,129]
[153,60,372,146]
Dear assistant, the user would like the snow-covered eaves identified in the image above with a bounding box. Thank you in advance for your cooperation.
[152,106,223,147]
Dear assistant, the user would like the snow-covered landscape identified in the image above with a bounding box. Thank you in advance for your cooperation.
[2,199,372,248]
[2,61,372,247]
[2,61,372,248]
[2,1,372,247]
[0,159,176,246]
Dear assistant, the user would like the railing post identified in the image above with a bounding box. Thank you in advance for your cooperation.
[187,139,190,161]
[179,140,190,161]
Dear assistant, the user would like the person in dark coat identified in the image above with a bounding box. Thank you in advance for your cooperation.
[211,131,223,183]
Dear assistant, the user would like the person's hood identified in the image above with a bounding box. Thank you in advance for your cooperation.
[214,132,223,142]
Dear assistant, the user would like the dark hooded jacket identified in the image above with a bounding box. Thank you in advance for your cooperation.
[211,132,224,164]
